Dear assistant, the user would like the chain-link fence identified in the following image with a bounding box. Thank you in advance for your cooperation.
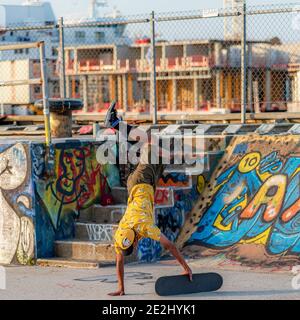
[1,2,300,123]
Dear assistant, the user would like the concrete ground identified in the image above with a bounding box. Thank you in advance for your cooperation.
[0,258,300,300]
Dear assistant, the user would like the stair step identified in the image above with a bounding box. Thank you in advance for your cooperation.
[75,222,118,241]
[77,207,93,222]
[111,187,128,204]
[55,240,114,261]
[92,205,126,223]
[55,240,136,263]
[37,258,114,269]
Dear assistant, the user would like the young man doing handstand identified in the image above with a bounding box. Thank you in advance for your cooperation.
[104,102,193,296]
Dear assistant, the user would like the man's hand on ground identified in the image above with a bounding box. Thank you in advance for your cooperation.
[160,233,193,282]
[182,266,193,282]
[108,289,125,296]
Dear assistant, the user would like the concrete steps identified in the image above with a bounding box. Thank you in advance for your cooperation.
[79,204,126,223]
[75,222,118,241]
[54,240,136,263]
[48,200,135,267]
[36,258,110,269]
[41,198,131,268]
[111,187,128,204]
[55,240,116,261]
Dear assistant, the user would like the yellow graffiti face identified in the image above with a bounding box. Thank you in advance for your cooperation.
[238,152,261,173]
[197,175,205,194]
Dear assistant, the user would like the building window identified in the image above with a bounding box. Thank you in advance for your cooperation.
[75,80,80,94]
[52,82,60,96]
[75,31,86,41]
[114,26,123,37]
[34,86,41,94]
[95,32,105,42]
[14,49,23,54]
[52,47,58,56]
[25,48,29,54]
[10,31,13,36]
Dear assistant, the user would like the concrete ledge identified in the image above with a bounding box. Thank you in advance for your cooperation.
[55,240,137,264]
[92,205,126,223]
[36,258,103,269]
[55,240,116,261]
[111,187,128,205]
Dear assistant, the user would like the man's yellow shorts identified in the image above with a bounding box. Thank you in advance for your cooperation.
[114,183,161,254]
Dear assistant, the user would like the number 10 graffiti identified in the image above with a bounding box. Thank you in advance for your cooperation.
[189,148,300,257]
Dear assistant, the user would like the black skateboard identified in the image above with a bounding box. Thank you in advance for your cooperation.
[155,273,223,296]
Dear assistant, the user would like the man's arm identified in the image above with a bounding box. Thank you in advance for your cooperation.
[160,233,193,281]
[108,253,125,296]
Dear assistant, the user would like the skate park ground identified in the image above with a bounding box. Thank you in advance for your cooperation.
[1,257,299,300]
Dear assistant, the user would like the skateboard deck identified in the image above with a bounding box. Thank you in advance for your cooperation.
[155,272,223,296]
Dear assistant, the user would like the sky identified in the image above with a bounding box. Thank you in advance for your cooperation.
[1,0,298,17]
[1,0,299,43]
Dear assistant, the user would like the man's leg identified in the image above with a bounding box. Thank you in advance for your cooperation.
[104,101,134,136]
[104,101,140,186]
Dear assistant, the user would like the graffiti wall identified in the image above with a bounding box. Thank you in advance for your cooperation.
[0,137,220,265]
[178,135,300,266]
[6,133,300,266]
[137,172,200,262]
[33,141,115,258]
[0,143,35,265]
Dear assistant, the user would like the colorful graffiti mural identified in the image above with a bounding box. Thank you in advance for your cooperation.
[158,172,192,189]
[138,173,199,262]
[178,135,300,265]
[35,143,106,230]
[0,143,34,265]
[155,188,174,208]
[0,136,219,265]
[33,141,121,258]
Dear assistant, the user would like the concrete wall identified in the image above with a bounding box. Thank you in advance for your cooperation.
[178,134,300,266]
[0,140,119,264]
[3,133,300,267]
[0,143,34,265]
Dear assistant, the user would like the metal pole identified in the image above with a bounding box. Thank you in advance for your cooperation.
[241,2,247,124]
[59,17,66,99]
[39,41,51,146]
[150,11,157,124]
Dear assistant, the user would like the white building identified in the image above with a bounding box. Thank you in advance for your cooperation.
[0,0,127,110]
[0,0,128,60]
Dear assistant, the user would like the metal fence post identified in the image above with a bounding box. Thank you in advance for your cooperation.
[150,11,157,124]
[39,41,51,146]
[241,1,247,124]
[59,17,66,99]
